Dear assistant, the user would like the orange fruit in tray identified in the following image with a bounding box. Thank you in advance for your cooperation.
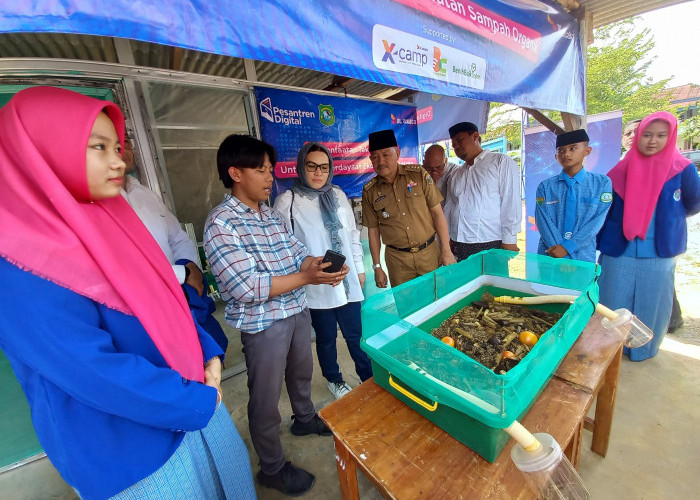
[441,336,455,347]
[502,350,517,360]
[519,330,539,347]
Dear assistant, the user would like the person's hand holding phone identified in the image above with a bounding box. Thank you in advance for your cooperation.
[302,256,347,286]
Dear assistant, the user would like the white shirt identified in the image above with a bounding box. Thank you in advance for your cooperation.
[443,149,521,244]
[121,177,199,284]
[436,161,457,197]
[274,187,365,309]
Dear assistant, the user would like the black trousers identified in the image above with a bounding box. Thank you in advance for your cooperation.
[449,239,501,262]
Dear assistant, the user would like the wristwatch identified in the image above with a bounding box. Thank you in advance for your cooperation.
[373,263,382,270]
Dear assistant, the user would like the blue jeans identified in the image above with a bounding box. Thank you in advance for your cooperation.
[309,301,373,384]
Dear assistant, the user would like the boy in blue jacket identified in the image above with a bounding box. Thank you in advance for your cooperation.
[535,129,613,262]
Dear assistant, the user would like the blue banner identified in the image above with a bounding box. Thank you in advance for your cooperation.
[255,87,419,199]
[414,92,489,144]
[0,0,584,114]
[522,111,623,253]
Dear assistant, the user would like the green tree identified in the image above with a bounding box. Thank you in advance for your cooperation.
[488,19,673,145]
[587,18,672,119]
[482,102,521,149]
[680,112,700,149]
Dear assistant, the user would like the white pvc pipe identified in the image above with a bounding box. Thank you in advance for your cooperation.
[493,294,617,320]
[504,420,542,453]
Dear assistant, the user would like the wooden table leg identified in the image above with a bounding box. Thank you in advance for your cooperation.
[333,436,360,500]
[564,419,584,469]
[590,345,623,457]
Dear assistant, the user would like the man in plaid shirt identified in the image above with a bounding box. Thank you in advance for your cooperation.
[204,135,348,497]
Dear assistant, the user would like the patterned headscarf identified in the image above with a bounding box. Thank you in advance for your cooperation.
[291,142,349,293]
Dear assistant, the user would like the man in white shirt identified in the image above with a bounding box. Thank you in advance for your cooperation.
[444,122,521,261]
[422,144,455,196]
[121,139,228,352]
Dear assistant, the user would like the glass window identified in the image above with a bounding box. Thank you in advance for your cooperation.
[145,82,251,238]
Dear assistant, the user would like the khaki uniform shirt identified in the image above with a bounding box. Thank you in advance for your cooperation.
[361,164,442,248]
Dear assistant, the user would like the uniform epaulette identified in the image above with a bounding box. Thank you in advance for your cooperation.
[363,178,377,190]
[404,164,422,171]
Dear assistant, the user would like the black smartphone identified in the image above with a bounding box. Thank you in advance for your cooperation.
[321,249,346,273]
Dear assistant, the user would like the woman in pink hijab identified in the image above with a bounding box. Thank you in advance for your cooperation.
[597,111,700,361]
[0,87,255,499]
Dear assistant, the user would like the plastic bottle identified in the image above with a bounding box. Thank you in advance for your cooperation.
[510,432,590,500]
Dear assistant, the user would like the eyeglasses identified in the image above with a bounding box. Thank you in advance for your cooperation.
[305,162,330,173]
[424,165,446,174]
[423,161,446,174]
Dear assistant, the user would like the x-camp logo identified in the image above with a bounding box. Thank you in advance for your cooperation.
[373,24,486,90]
[382,40,396,63]
[380,39,429,67]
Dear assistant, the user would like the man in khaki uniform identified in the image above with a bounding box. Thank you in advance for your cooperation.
[362,129,455,288]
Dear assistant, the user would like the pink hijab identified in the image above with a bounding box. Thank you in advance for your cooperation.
[0,87,204,382]
[607,111,691,241]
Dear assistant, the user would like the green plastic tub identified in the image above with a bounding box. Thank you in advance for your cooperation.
[361,250,599,462]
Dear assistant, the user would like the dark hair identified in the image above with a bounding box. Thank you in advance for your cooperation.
[216,135,277,188]
[449,121,479,138]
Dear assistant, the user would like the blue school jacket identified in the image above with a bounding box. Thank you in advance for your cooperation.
[0,258,222,500]
[598,164,700,257]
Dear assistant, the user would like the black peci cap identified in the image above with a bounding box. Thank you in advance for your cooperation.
[556,129,590,148]
[448,122,479,138]
[368,129,398,152]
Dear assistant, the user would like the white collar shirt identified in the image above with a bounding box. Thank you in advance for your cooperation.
[121,177,199,283]
[443,149,522,245]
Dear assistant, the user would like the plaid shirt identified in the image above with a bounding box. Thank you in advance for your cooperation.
[203,194,308,333]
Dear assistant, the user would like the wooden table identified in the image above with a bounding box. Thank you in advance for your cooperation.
[319,313,623,499]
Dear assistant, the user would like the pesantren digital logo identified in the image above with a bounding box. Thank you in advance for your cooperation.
[260,98,274,123]
[258,97,316,126]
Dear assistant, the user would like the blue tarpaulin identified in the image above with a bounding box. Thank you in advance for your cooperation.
[414,92,489,144]
[255,87,419,199]
[0,0,585,114]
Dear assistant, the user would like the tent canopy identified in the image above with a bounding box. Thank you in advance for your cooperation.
[0,0,586,114]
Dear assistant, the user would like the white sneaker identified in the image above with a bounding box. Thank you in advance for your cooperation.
[327,381,353,399]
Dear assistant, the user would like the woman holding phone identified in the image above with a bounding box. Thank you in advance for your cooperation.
[274,143,372,399]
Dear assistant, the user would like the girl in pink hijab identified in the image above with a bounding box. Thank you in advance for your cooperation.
[0,87,255,499]
[597,111,700,361]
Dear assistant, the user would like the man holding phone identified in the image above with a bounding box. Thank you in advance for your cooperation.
[362,129,455,288]
[204,136,349,496]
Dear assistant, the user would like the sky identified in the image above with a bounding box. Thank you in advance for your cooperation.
[639,0,700,87]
